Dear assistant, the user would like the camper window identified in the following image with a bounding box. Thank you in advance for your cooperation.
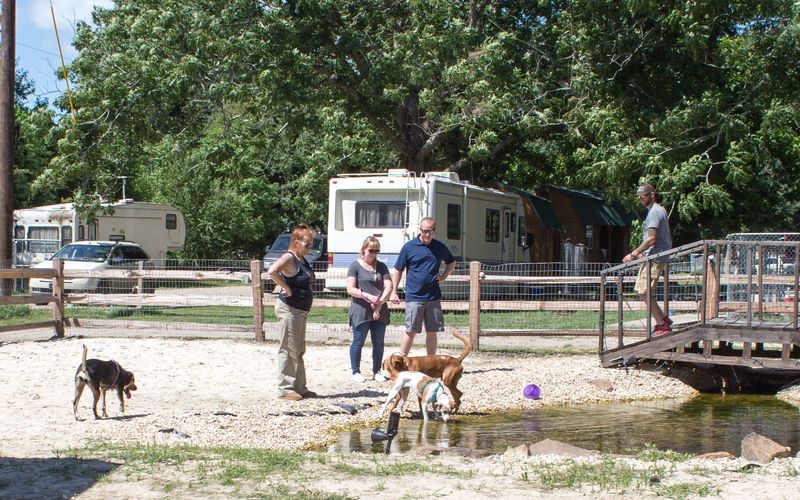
[166,213,177,230]
[78,225,85,240]
[486,209,500,242]
[355,202,405,228]
[88,223,97,240]
[446,204,461,240]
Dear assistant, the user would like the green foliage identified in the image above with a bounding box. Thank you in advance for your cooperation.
[537,457,666,491]
[19,0,800,257]
[634,443,693,463]
[0,305,32,320]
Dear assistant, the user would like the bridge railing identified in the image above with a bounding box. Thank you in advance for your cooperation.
[600,239,800,352]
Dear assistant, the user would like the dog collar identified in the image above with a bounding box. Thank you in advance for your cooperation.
[421,378,443,402]
[106,360,122,388]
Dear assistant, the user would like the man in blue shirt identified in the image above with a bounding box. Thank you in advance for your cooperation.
[390,217,457,355]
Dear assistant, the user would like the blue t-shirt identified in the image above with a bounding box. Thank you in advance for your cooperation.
[394,238,455,302]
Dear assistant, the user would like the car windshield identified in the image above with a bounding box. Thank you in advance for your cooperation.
[51,244,112,262]
[268,235,292,253]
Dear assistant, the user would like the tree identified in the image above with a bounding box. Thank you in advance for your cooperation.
[36,0,800,258]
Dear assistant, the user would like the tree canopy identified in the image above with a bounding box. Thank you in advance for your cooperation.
[17,0,800,257]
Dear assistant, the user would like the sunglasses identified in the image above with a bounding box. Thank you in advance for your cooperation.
[420,229,435,234]
[300,241,313,248]
[366,248,380,253]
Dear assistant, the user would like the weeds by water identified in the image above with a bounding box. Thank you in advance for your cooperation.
[536,457,666,492]
[635,443,693,463]
[654,481,712,499]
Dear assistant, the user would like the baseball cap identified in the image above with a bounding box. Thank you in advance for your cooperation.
[636,184,654,196]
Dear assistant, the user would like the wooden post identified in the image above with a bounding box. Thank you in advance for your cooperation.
[700,243,708,325]
[757,244,763,321]
[52,258,65,337]
[645,261,652,337]
[794,242,799,331]
[617,274,623,347]
[468,261,481,352]
[663,262,670,321]
[598,274,606,353]
[705,251,719,320]
[251,260,264,342]
[746,246,753,328]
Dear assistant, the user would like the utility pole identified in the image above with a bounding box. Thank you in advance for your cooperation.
[0,0,16,295]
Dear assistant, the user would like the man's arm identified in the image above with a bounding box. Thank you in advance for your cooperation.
[437,260,457,282]
[390,268,402,303]
[623,228,657,263]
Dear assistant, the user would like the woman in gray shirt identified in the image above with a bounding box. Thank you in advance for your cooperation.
[346,236,391,382]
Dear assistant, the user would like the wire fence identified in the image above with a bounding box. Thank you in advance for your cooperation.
[6,242,794,350]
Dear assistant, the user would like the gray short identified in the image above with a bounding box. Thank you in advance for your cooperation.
[404,300,445,333]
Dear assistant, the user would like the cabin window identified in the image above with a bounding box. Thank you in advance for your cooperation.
[446,204,461,240]
[61,226,72,248]
[166,213,178,230]
[355,202,405,228]
[518,217,526,246]
[485,209,500,242]
[585,225,594,249]
[88,223,97,240]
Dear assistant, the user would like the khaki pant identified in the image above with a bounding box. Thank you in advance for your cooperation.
[276,300,310,395]
[634,261,668,294]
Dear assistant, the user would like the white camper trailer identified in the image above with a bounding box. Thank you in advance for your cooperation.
[326,169,528,289]
[13,200,186,267]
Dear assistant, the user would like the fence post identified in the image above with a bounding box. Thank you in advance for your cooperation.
[137,261,144,294]
[598,274,606,353]
[468,261,481,351]
[251,260,264,342]
[52,258,65,337]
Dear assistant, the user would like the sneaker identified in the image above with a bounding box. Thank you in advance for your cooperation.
[352,373,366,383]
[373,372,387,382]
[301,390,318,399]
[652,324,672,337]
[663,316,673,327]
[278,391,303,401]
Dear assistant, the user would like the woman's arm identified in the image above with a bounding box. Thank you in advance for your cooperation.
[267,253,296,296]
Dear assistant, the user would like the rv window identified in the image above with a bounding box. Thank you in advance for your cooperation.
[504,212,510,238]
[510,212,516,232]
[517,217,526,246]
[28,227,59,241]
[355,202,405,228]
[166,213,178,230]
[14,225,24,239]
[61,226,72,248]
[446,204,461,240]
[585,225,594,249]
[88,223,97,240]
[78,225,85,240]
[485,209,499,242]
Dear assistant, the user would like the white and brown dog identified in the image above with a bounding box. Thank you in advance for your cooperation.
[73,345,137,420]
[380,371,454,422]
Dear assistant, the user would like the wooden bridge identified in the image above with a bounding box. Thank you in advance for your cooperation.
[599,239,800,393]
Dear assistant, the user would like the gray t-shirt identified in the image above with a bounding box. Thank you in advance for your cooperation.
[643,202,672,262]
[347,260,391,327]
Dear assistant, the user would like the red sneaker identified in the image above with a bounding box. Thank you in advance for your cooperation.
[652,324,672,337]
[663,316,673,327]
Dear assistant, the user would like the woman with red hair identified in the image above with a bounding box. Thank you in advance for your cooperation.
[267,224,319,400]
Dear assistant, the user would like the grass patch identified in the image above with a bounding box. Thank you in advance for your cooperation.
[655,482,712,499]
[634,443,693,463]
[537,457,665,492]
[331,460,472,478]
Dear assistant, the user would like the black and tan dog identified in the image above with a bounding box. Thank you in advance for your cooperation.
[73,345,137,420]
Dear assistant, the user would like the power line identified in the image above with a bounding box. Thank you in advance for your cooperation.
[17,41,64,60]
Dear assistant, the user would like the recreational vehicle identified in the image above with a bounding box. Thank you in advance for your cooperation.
[12,200,186,267]
[326,169,528,289]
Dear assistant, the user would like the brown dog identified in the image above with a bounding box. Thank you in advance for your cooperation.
[382,332,470,411]
[73,345,137,420]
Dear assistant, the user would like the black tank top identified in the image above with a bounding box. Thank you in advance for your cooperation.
[278,253,314,311]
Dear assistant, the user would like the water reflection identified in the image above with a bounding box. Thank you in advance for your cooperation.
[328,395,800,455]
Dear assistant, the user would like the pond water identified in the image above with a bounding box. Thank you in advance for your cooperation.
[327,395,800,456]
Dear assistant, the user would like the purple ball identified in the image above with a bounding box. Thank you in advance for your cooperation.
[523,384,541,399]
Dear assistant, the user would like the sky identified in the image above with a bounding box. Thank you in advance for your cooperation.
[16,0,114,106]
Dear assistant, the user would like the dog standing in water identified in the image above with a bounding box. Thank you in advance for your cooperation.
[380,371,454,422]
[73,345,137,420]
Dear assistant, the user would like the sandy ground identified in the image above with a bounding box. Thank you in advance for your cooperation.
[1,329,799,499]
